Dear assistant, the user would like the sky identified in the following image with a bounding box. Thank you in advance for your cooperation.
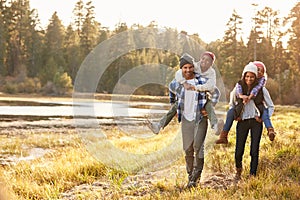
[30,0,299,43]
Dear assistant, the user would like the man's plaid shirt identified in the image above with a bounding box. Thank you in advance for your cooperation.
[169,73,219,123]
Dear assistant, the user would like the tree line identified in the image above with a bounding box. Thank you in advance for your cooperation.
[0,0,299,104]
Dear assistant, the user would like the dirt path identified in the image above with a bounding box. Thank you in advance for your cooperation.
[60,165,238,199]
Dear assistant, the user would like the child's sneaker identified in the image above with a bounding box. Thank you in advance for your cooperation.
[211,119,224,136]
[146,119,161,134]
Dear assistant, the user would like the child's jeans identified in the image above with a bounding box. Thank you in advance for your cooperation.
[205,100,218,127]
[262,108,272,128]
[223,107,234,132]
[158,102,178,129]
[223,107,272,132]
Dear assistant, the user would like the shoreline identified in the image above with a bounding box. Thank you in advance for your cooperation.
[0,93,169,103]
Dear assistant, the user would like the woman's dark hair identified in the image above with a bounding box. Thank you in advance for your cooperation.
[238,71,258,95]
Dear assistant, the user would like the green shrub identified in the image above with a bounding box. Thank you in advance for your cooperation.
[3,83,18,94]
[53,72,73,95]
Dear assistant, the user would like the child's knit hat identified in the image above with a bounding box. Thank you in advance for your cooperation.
[253,61,266,73]
[201,51,216,63]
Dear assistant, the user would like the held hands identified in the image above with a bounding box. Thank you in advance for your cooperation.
[255,116,263,123]
[183,82,196,91]
[239,94,251,104]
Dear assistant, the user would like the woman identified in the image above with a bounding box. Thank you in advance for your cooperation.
[216,61,276,144]
[234,62,264,179]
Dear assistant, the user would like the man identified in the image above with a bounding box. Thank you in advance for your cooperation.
[147,52,222,136]
[169,53,210,188]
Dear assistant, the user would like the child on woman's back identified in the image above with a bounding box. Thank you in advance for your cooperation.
[216,61,276,144]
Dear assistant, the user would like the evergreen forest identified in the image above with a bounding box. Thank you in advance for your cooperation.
[0,0,300,104]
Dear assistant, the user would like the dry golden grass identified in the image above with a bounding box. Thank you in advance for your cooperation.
[0,105,299,199]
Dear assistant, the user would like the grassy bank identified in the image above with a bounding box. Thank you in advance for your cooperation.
[0,105,299,199]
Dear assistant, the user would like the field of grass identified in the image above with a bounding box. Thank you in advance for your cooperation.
[0,105,299,199]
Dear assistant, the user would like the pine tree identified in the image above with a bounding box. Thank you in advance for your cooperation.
[80,0,100,57]
[219,10,244,88]
[0,0,8,76]
[40,12,66,84]
[286,2,300,71]
[64,24,81,82]
[72,0,85,36]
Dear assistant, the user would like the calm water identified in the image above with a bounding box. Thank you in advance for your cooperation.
[0,98,226,119]
[0,101,167,117]
[0,98,226,135]
[0,98,169,129]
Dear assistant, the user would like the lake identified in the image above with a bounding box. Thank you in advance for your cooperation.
[0,96,170,132]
